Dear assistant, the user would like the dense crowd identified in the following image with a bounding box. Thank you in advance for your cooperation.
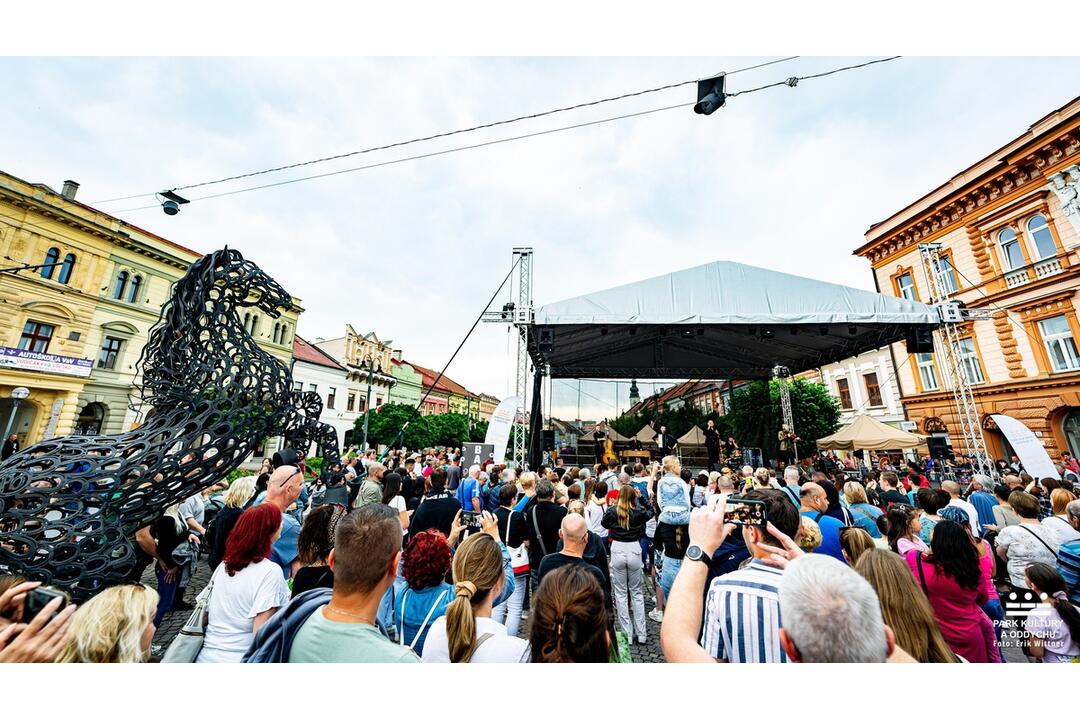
[2,444,1079,663]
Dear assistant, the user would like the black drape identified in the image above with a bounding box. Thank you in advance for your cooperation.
[526,368,544,469]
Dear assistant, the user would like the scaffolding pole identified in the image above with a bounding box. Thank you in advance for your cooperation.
[773,365,797,462]
[512,248,533,469]
[918,242,995,479]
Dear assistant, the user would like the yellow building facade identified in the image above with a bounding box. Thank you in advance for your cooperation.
[0,170,301,449]
[855,97,1080,460]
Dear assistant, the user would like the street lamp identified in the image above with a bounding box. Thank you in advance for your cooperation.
[2,386,30,451]
[361,358,383,452]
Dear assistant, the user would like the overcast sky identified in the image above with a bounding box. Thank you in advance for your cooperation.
[3,56,1078,420]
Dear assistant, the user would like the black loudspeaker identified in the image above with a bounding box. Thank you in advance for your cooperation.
[272,447,299,469]
[543,430,556,451]
[926,436,954,461]
[538,327,554,353]
[906,327,935,354]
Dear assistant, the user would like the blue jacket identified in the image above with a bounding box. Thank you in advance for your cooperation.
[657,473,691,525]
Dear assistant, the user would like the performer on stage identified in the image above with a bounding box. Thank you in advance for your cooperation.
[778,423,798,466]
[655,424,675,458]
[704,419,721,471]
[593,427,607,465]
[724,435,739,459]
[628,436,643,451]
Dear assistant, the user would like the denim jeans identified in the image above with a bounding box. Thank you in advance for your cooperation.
[154,566,180,627]
[659,556,682,599]
[492,573,528,637]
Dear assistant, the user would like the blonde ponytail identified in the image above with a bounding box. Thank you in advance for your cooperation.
[446,533,504,663]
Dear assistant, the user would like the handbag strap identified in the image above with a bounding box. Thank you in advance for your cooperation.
[915,552,930,596]
[531,507,548,556]
[467,632,495,662]
[1019,525,1058,558]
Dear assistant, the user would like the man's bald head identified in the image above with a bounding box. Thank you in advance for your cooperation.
[264,464,303,511]
[1004,474,1021,489]
[799,482,827,511]
[560,513,588,551]
[941,480,960,497]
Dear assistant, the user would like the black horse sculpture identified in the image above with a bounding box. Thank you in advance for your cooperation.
[0,248,340,600]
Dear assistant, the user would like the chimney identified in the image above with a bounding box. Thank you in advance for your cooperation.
[392,349,402,362]
[315,336,325,343]
[61,180,80,200]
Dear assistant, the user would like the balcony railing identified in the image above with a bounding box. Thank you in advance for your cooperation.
[1004,268,1030,288]
[1034,256,1063,279]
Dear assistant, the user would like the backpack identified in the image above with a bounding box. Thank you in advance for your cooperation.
[483,482,503,514]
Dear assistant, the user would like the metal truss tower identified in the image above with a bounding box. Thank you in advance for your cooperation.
[917,242,995,478]
[773,365,796,461]
[511,248,533,469]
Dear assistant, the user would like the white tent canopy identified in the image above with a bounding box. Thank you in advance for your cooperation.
[528,260,940,379]
[815,413,927,451]
[634,423,657,443]
[677,426,706,445]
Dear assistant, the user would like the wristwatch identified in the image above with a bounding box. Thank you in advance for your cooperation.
[685,544,713,568]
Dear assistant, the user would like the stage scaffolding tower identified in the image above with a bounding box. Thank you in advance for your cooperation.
[917,242,996,479]
[773,365,796,461]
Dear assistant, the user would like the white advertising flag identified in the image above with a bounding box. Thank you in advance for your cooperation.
[485,396,519,464]
[990,414,1059,480]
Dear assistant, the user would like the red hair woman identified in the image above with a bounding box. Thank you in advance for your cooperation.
[196,503,291,663]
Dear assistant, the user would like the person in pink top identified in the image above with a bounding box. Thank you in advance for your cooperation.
[886,505,928,557]
[906,520,1000,663]
[940,505,1004,650]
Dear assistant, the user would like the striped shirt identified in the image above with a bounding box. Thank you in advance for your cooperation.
[1059,539,1080,606]
[700,559,787,662]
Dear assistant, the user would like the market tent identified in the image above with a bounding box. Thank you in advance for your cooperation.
[815,413,927,451]
[594,420,629,442]
[633,423,657,443]
[528,260,940,379]
[677,426,706,445]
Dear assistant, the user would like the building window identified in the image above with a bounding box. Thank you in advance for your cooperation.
[1038,315,1080,373]
[127,275,142,303]
[347,393,356,411]
[835,378,852,409]
[934,256,958,295]
[360,397,367,413]
[293,381,303,392]
[57,253,76,284]
[1026,214,1056,260]
[250,315,258,337]
[243,313,252,333]
[376,397,382,407]
[308,383,317,394]
[281,324,290,345]
[956,337,985,384]
[41,247,60,279]
[916,353,939,391]
[113,271,129,299]
[896,272,916,301]
[863,372,883,407]
[998,228,1024,270]
[18,321,54,353]
[272,323,281,344]
[327,387,336,409]
[97,336,123,370]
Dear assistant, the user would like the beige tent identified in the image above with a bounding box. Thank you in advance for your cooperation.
[594,421,630,442]
[815,413,927,451]
[634,423,657,443]
[677,426,706,445]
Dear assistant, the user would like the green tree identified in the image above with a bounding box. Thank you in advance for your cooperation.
[355,403,419,448]
[426,413,471,447]
[469,419,490,443]
[725,378,840,460]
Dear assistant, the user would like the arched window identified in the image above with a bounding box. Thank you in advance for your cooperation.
[57,253,76,284]
[272,323,281,344]
[281,323,290,345]
[113,271,129,300]
[250,315,259,337]
[1026,214,1056,260]
[127,275,142,303]
[998,228,1024,270]
[41,247,60,279]
[243,313,252,333]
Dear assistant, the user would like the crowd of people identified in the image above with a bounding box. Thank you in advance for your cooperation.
[2,443,1079,664]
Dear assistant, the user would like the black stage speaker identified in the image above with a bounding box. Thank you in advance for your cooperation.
[906,327,935,354]
[543,429,556,451]
[926,435,954,461]
[538,327,554,353]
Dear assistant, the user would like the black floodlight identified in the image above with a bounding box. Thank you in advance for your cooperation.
[160,190,190,215]
[694,74,727,115]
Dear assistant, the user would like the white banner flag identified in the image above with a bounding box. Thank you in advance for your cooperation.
[485,396,518,464]
[991,414,1059,481]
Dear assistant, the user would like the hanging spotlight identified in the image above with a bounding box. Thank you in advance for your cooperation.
[159,190,190,216]
[761,328,775,339]
[693,74,727,115]
[847,325,858,335]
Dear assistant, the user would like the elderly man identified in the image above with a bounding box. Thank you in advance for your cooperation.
[523,478,568,587]
[1057,499,1080,605]
[798,483,846,563]
[779,465,802,506]
[942,480,979,535]
[1003,473,1023,491]
[967,476,998,531]
[262,464,307,577]
[456,464,483,512]
[536,513,610,605]
[354,462,386,509]
[778,554,912,663]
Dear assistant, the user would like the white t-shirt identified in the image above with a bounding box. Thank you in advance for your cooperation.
[1043,515,1080,544]
[946,498,979,535]
[196,559,291,663]
[421,616,529,663]
[996,524,1062,587]
[585,500,607,538]
[389,495,407,538]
